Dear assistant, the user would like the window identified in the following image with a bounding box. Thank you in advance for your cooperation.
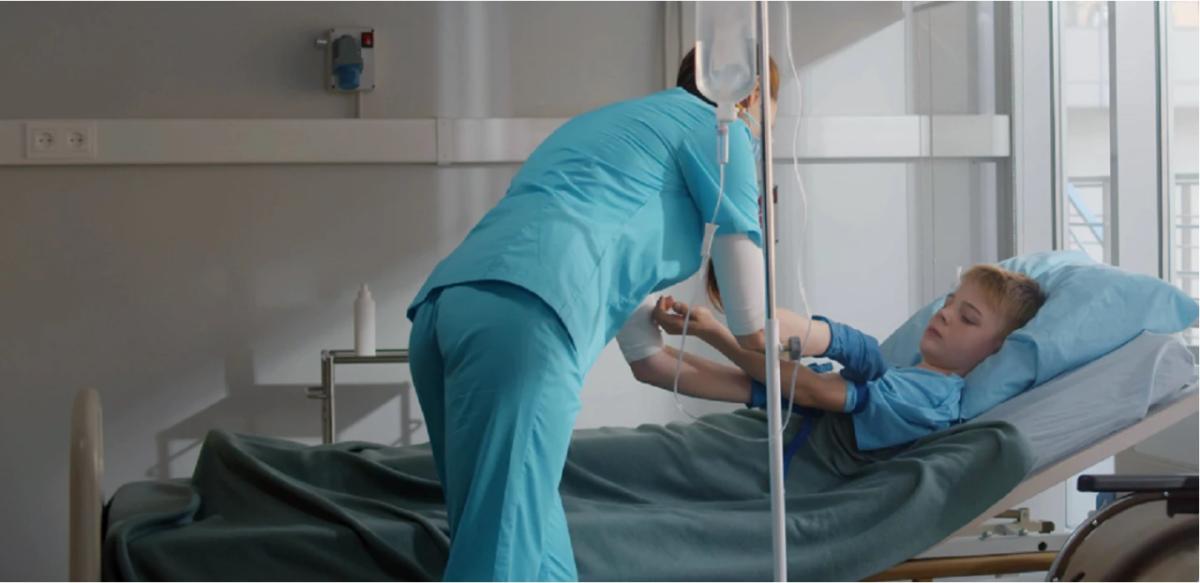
[1164,1,1199,351]
[1058,1,1112,263]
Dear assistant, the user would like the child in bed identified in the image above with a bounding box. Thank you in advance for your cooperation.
[616,264,1045,450]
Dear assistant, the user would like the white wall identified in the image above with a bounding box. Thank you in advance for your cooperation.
[0,1,1129,579]
[0,3,678,579]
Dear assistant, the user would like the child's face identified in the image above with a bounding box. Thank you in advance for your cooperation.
[918,280,1008,375]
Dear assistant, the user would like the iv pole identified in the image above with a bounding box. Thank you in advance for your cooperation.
[756,1,787,581]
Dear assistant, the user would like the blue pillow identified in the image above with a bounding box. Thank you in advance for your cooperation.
[880,251,1096,368]
[879,251,1199,420]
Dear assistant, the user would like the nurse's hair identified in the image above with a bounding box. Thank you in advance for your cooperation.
[706,266,724,312]
[676,48,781,108]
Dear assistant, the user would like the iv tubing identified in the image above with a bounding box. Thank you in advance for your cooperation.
[672,6,797,577]
[669,131,804,443]
[671,2,809,449]
[672,0,811,440]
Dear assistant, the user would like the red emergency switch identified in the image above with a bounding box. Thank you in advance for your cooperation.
[361,31,374,48]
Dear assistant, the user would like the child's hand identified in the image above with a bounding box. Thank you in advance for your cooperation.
[652,296,719,339]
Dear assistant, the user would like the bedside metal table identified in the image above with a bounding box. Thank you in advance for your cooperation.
[306,348,410,444]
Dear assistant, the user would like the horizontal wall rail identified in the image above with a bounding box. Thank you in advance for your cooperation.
[0,115,1009,166]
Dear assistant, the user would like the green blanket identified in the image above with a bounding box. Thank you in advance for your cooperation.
[104,410,1033,581]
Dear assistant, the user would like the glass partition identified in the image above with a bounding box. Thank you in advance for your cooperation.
[773,1,1010,336]
[1165,1,1199,351]
[1058,1,1113,264]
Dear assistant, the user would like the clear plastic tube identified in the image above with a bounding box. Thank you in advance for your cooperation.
[783,1,813,324]
[669,124,802,443]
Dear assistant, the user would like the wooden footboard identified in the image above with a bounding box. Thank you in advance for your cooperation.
[69,388,103,582]
[863,551,1057,582]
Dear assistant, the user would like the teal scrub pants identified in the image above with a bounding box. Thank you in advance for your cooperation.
[408,281,585,582]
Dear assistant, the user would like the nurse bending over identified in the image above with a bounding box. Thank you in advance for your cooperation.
[406,50,812,581]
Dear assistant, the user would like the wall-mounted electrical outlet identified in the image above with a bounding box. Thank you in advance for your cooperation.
[25,122,97,160]
[31,130,55,152]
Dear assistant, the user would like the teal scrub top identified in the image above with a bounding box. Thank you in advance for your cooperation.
[407,87,763,361]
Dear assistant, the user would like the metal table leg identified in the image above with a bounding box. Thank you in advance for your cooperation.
[322,351,336,444]
[307,349,408,445]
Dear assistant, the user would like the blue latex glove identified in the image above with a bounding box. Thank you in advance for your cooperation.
[814,316,889,384]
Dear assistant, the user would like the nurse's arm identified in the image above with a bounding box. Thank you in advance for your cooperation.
[776,308,833,356]
[677,311,824,386]
[704,325,825,396]
[709,234,768,352]
[708,237,833,354]
[735,330,768,352]
[733,311,833,355]
[628,348,754,404]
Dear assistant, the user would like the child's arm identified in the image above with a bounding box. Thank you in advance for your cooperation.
[634,347,852,412]
[751,366,853,412]
[654,297,889,385]
[701,323,772,385]
[651,297,831,385]
[799,369,853,411]
[778,307,834,357]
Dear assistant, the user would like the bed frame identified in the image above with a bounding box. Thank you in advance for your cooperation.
[67,387,1199,582]
[871,387,1199,581]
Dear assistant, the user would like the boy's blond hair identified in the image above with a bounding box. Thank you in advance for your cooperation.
[960,265,1046,336]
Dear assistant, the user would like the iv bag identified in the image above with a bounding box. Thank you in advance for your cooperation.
[695,1,758,123]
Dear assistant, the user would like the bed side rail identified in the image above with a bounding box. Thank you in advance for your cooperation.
[69,388,103,582]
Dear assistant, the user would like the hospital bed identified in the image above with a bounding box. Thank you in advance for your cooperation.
[868,331,1199,581]
[69,332,1198,581]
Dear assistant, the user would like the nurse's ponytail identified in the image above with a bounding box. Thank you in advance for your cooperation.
[705,258,724,313]
[676,48,716,106]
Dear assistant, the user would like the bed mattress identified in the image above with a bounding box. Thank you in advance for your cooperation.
[971,331,1198,472]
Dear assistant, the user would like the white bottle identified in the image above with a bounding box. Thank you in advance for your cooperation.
[354,284,376,357]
